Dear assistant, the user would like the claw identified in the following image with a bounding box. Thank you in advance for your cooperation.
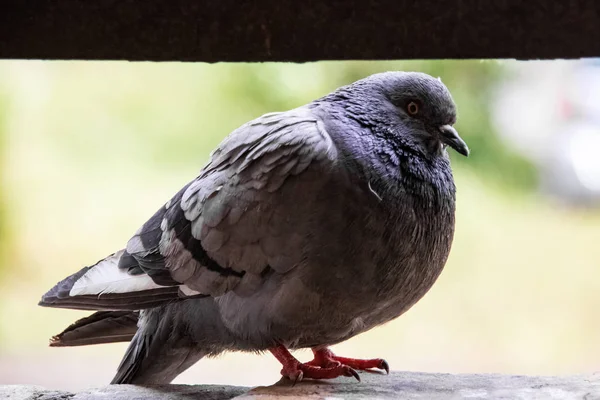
[380,359,390,374]
[292,370,303,386]
[348,367,361,382]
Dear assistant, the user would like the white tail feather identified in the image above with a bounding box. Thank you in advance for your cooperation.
[69,250,165,296]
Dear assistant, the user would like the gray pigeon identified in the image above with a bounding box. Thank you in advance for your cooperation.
[40,71,469,384]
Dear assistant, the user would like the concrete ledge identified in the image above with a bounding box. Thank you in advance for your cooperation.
[2,371,599,400]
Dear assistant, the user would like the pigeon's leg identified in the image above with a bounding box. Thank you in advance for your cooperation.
[269,345,360,382]
[306,347,389,374]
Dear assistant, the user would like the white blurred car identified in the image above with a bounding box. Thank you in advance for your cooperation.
[492,59,600,206]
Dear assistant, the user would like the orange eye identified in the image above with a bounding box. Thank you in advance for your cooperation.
[407,101,419,115]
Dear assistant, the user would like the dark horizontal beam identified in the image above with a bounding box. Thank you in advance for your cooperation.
[2,0,600,62]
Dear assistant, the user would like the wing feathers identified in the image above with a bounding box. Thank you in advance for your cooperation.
[69,250,163,296]
[39,251,184,310]
[40,107,337,313]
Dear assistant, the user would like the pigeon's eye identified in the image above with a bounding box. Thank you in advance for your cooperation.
[407,101,419,115]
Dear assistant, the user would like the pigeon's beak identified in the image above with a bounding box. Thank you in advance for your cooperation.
[439,125,469,157]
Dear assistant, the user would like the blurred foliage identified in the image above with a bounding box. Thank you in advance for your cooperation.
[0,87,7,279]
[31,61,536,191]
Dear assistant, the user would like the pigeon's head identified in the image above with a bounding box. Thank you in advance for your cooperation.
[347,71,469,158]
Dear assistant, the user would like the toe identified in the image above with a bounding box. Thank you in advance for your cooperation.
[280,365,304,382]
[380,359,390,374]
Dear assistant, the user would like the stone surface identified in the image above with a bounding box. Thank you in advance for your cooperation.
[1,383,247,400]
[2,371,599,400]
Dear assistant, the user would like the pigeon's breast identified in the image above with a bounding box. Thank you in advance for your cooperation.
[215,161,457,349]
[300,169,456,336]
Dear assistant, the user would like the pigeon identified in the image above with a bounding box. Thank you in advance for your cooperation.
[39,71,469,384]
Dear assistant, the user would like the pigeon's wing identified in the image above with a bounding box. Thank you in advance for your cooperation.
[126,108,336,297]
[39,107,337,310]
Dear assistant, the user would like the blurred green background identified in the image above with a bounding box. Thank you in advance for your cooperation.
[0,60,598,389]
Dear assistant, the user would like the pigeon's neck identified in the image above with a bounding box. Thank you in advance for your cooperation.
[361,137,456,205]
[313,103,454,198]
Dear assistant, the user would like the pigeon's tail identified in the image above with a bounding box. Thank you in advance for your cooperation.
[38,250,181,311]
[50,311,139,347]
[112,308,207,384]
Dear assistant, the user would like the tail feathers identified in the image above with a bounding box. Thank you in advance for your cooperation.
[111,310,206,384]
[39,250,182,311]
[112,332,206,384]
[111,326,150,384]
[50,311,139,347]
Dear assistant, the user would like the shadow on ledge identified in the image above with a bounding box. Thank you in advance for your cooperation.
[2,371,599,399]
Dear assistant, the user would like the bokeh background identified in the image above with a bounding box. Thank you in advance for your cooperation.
[0,60,598,390]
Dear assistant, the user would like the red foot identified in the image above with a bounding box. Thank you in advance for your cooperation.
[269,345,360,382]
[308,347,389,374]
[269,345,389,383]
